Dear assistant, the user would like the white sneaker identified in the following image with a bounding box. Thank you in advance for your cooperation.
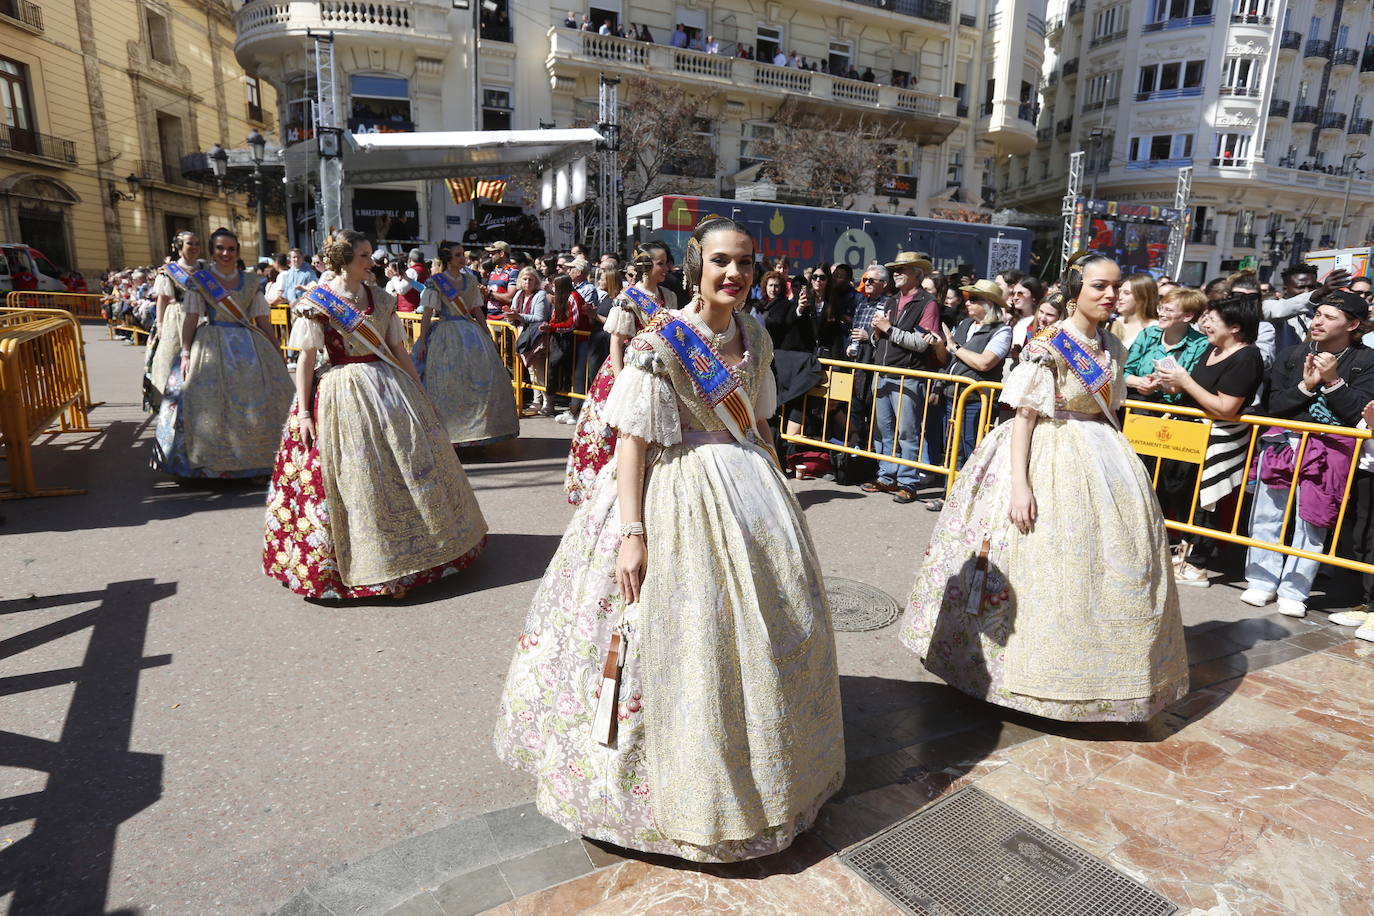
[1328,608,1371,627]
[1356,621,1374,642]
[1276,598,1307,618]
[1174,562,1211,588]
[556,412,576,425]
[1239,588,1277,607]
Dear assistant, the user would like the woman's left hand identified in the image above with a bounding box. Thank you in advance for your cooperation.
[1153,363,1187,390]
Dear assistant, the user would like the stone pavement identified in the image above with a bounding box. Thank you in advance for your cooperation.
[2,326,1370,915]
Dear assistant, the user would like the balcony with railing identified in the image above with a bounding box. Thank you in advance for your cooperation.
[1089,29,1127,47]
[1082,96,1121,111]
[1068,0,1085,15]
[235,0,451,63]
[1056,117,1074,136]
[1062,58,1079,77]
[1334,47,1361,68]
[1363,48,1374,73]
[1036,125,1053,142]
[0,124,75,165]
[1135,87,1204,102]
[0,0,43,31]
[1232,232,1257,248]
[547,28,959,137]
[1126,157,1194,169]
[1219,84,1261,97]
[1352,118,1374,136]
[1194,229,1218,245]
[1230,11,1271,23]
[1305,39,1333,59]
[843,0,952,25]
[1143,14,1215,31]
[135,159,190,187]
[960,12,977,26]
[1269,99,1291,118]
[1293,104,1320,124]
[1321,111,1348,131]
[1279,30,1303,51]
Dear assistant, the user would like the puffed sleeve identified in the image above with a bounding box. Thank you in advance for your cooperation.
[385,312,408,348]
[999,337,1057,415]
[600,340,681,447]
[288,314,326,351]
[152,273,175,299]
[182,284,208,317]
[248,290,271,319]
[604,302,638,337]
[754,368,778,419]
[418,286,442,314]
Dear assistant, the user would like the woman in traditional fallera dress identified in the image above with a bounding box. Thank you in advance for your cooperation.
[563,241,677,504]
[495,217,844,861]
[153,227,293,478]
[413,247,519,447]
[263,230,488,600]
[898,254,1189,722]
[144,230,201,410]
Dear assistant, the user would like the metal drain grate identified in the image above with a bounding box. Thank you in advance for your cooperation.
[840,787,1176,916]
[828,578,901,631]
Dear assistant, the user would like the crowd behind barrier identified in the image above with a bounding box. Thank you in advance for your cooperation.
[91,235,1374,605]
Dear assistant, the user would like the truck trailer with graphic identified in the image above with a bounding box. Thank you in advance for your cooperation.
[625,196,1032,280]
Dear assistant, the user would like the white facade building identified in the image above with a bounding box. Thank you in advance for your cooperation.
[234,0,1053,254]
[998,0,1374,283]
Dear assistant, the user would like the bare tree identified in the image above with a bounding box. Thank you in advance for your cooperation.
[752,112,902,209]
[609,77,717,202]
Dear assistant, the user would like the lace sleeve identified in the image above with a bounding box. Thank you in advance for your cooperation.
[600,343,681,446]
[152,274,175,300]
[288,315,326,351]
[998,348,1057,416]
[604,303,637,337]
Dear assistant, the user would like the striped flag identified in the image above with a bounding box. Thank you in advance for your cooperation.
[446,177,508,204]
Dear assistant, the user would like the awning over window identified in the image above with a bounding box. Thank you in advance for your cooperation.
[340,129,604,184]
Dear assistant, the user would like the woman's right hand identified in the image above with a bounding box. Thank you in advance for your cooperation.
[615,535,647,605]
[1009,483,1037,534]
[299,415,317,451]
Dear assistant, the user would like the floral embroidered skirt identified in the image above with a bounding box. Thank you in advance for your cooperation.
[898,420,1189,722]
[263,394,487,599]
[563,357,618,505]
[497,440,844,861]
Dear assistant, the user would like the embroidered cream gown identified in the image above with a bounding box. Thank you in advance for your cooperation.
[494,309,845,861]
[898,324,1189,721]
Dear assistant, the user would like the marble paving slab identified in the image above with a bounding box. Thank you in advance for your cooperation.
[490,641,1374,916]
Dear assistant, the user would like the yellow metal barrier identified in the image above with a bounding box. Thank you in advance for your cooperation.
[0,306,96,410]
[6,290,108,323]
[0,317,97,498]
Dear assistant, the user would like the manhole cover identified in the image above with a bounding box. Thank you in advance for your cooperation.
[828,578,901,632]
[840,787,1177,916]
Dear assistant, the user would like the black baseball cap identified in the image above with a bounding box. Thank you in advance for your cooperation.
[1323,289,1368,319]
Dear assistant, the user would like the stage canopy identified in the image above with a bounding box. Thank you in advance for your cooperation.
[339,128,604,184]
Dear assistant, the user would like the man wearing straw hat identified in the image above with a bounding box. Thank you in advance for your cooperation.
[860,251,944,504]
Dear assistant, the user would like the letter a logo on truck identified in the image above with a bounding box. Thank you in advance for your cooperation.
[834,229,876,271]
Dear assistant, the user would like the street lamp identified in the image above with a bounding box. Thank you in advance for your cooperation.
[208,143,229,190]
[1339,151,1366,248]
[247,128,269,262]
[107,173,141,206]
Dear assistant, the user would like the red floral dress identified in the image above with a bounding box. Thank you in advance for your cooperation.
[263,298,486,599]
[562,288,670,504]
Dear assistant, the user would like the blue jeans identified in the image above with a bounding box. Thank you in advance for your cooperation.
[874,375,927,490]
[1244,448,1327,602]
[952,395,985,470]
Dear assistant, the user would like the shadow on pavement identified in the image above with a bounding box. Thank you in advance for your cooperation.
[0,579,176,914]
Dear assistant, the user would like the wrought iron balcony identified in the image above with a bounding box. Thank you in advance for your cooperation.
[1142,14,1214,31]
[844,0,952,25]
[1321,111,1347,130]
[0,124,75,164]
[1350,117,1373,135]
[1068,0,1084,16]
[1056,117,1074,136]
[1062,58,1079,76]
[1279,30,1302,50]
[1293,105,1320,124]
[1333,47,1361,67]
[1195,230,1217,245]
[1363,49,1374,72]
[1269,99,1290,118]
[1305,39,1333,59]
[135,158,189,187]
[1233,232,1257,248]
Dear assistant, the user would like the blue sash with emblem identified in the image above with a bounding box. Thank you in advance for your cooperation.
[304,284,407,373]
[622,286,661,320]
[1046,327,1119,429]
[164,261,192,289]
[429,272,474,320]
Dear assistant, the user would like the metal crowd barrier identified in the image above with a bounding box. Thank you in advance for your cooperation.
[6,290,107,322]
[0,306,97,411]
[0,316,96,498]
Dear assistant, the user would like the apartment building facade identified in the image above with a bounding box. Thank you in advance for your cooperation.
[999,0,1374,283]
[0,0,283,277]
[234,0,1051,253]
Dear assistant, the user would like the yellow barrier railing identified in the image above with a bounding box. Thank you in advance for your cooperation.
[0,306,96,410]
[0,316,97,498]
[6,290,108,323]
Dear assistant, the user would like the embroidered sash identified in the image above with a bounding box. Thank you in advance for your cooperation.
[430,272,476,321]
[189,268,277,345]
[303,284,408,374]
[1047,328,1120,430]
[622,285,661,322]
[652,315,765,456]
[163,261,194,290]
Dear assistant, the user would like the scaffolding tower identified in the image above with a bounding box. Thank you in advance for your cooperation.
[314,32,342,245]
[596,76,621,256]
[1166,166,1193,280]
[1060,151,1083,276]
